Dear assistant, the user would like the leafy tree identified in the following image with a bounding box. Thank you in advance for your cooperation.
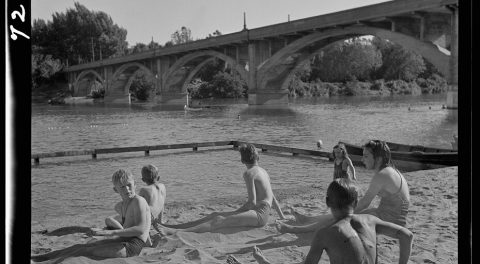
[196,58,225,82]
[171,26,193,44]
[372,37,426,81]
[192,72,246,99]
[147,39,161,50]
[129,73,154,101]
[206,30,222,38]
[32,46,63,90]
[310,38,382,82]
[128,43,149,54]
[32,2,128,65]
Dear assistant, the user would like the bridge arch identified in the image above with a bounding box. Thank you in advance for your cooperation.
[258,25,450,92]
[162,50,248,93]
[111,62,155,95]
[73,70,104,96]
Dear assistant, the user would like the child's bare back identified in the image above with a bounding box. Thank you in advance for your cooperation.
[139,164,166,223]
[308,215,377,264]
[139,183,166,220]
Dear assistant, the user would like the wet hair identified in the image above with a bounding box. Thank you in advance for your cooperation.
[238,143,259,164]
[112,169,134,186]
[141,164,159,185]
[326,178,359,210]
[332,143,349,159]
[363,140,394,169]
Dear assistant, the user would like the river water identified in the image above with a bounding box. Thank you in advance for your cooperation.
[31,94,457,230]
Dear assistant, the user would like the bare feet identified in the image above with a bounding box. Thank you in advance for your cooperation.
[289,206,308,223]
[155,225,177,236]
[226,254,242,264]
[252,246,271,264]
[275,220,292,234]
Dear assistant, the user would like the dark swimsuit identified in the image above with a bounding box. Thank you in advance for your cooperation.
[333,160,349,179]
[372,169,409,226]
[119,195,146,257]
[254,201,271,226]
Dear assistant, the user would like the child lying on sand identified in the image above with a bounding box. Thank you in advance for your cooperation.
[228,179,413,264]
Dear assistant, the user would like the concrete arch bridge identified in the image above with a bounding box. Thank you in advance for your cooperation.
[65,0,458,108]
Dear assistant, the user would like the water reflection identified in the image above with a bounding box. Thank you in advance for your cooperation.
[239,105,299,117]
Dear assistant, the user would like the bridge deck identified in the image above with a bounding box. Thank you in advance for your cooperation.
[65,0,457,72]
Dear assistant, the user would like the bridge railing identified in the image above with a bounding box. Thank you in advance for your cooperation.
[31,140,333,164]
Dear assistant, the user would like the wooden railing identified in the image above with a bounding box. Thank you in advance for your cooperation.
[31,141,333,164]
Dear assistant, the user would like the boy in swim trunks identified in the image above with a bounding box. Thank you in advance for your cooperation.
[137,164,166,231]
[240,179,413,264]
[158,143,286,233]
[32,169,151,262]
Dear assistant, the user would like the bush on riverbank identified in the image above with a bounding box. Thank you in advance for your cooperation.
[130,76,154,101]
[190,72,247,99]
[32,81,71,104]
[90,88,105,99]
[415,73,448,94]
[287,74,447,98]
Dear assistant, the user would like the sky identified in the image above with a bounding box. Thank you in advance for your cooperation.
[32,0,391,47]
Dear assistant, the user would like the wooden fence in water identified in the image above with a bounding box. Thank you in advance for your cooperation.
[31,141,333,164]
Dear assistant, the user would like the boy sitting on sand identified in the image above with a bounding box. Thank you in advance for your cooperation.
[233,179,413,264]
[138,164,166,230]
[158,143,286,233]
[32,169,151,262]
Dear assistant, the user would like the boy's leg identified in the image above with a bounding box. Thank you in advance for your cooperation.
[183,210,259,233]
[162,210,238,229]
[105,215,123,229]
[31,237,126,262]
[51,241,127,263]
[289,207,321,224]
[276,214,335,233]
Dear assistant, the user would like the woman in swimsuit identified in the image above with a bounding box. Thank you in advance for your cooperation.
[354,140,410,226]
[276,140,410,233]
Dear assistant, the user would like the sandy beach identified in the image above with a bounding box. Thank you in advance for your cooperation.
[30,166,458,263]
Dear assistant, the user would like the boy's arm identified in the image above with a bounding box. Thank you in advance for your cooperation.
[97,198,150,238]
[354,174,383,213]
[346,158,356,180]
[272,195,286,220]
[236,173,256,212]
[304,229,325,264]
[374,217,413,264]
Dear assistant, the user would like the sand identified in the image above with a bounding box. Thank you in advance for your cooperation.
[30,166,458,264]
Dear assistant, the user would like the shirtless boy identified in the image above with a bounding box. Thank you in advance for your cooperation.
[247,179,413,264]
[138,164,166,229]
[31,169,151,262]
[159,143,285,233]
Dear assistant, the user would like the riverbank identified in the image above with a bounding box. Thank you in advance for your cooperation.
[287,75,448,98]
[31,166,458,263]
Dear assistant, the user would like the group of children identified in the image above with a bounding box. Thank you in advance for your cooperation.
[32,141,413,264]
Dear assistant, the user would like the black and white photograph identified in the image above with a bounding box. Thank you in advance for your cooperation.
[6,0,472,263]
